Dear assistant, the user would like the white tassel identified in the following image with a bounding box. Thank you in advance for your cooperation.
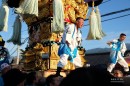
[87,8,101,40]
[8,15,22,45]
[0,0,9,32]
[86,6,106,40]
[52,0,64,33]
[95,6,106,37]
[15,0,38,16]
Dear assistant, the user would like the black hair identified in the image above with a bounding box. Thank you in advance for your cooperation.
[60,65,118,86]
[2,68,27,86]
[76,17,84,21]
[120,33,126,37]
[46,74,57,86]
[26,71,37,85]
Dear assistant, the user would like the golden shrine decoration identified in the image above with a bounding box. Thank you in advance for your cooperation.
[22,43,86,71]
[22,0,88,25]
[21,0,88,71]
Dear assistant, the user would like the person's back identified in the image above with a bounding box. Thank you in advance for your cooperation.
[46,74,63,86]
[2,68,27,86]
[25,71,38,86]
[60,65,124,86]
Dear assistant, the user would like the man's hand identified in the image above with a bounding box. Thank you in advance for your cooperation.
[107,41,112,45]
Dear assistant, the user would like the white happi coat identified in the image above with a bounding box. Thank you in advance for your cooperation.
[61,24,82,51]
[109,39,127,64]
[57,24,82,68]
[107,39,129,72]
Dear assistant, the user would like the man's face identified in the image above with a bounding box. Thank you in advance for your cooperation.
[76,19,84,28]
[119,35,126,41]
[113,70,123,78]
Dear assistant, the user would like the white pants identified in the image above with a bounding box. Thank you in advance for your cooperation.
[107,54,129,72]
[57,53,82,68]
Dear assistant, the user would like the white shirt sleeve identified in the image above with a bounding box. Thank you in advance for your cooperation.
[109,39,118,48]
[65,24,74,44]
[65,24,76,51]
[77,30,82,41]
[76,30,82,46]
[121,42,127,56]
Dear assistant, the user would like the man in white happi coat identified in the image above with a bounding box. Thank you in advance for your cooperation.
[107,33,129,75]
[56,17,84,76]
